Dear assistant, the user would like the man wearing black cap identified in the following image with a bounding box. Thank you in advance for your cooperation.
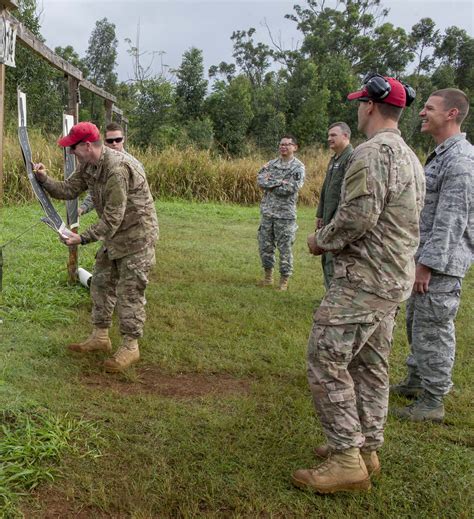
[33,122,158,372]
[292,75,425,493]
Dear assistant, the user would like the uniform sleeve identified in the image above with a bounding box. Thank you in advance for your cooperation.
[273,163,305,196]
[80,193,95,214]
[257,161,284,189]
[316,173,328,218]
[316,148,387,252]
[418,156,472,271]
[42,168,87,200]
[81,166,129,244]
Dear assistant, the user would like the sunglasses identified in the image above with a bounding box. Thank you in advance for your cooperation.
[105,137,124,144]
[70,140,85,151]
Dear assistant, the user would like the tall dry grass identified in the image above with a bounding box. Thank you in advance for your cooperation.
[2,131,330,206]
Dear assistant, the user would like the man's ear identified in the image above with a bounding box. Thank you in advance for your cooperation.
[447,107,459,121]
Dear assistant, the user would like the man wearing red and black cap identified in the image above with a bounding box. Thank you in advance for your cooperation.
[292,75,425,493]
[33,121,159,373]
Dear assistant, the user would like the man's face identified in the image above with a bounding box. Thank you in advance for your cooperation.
[419,95,450,136]
[279,139,296,158]
[104,130,124,152]
[327,126,348,154]
[357,101,370,134]
[70,141,93,164]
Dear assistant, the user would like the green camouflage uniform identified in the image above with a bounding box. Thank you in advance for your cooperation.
[309,129,425,451]
[42,146,158,338]
[316,144,353,289]
[257,157,305,277]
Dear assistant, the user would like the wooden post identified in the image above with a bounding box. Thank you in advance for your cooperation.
[66,75,79,284]
[0,62,5,207]
[105,99,113,125]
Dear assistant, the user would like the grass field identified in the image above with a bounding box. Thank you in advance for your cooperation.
[0,200,472,518]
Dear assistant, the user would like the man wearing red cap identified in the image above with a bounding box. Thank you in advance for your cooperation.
[33,121,159,372]
[292,74,425,493]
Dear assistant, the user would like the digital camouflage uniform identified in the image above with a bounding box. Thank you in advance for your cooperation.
[79,150,143,215]
[42,146,159,339]
[257,157,305,277]
[405,133,473,396]
[316,144,353,289]
[309,129,425,451]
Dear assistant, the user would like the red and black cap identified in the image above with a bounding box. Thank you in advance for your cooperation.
[58,121,101,148]
[347,75,407,108]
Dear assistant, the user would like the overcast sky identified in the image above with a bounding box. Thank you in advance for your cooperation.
[37,0,474,82]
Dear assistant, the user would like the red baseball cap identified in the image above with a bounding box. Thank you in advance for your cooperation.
[58,121,101,147]
[347,77,406,107]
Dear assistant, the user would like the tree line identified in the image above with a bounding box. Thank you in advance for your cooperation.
[4,0,473,155]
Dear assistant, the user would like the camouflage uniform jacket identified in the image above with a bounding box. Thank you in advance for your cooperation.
[257,157,305,219]
[42,146,158,259]
[316,128,425,302]
[79,150,144,215]
[317,144,353,225]
[416,133,473,278]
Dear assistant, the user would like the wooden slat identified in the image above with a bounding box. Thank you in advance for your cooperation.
[4,11,83,80]
[81,79,116,103]
[0,1,18,11]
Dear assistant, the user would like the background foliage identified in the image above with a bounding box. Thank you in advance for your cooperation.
[3,0,473,157]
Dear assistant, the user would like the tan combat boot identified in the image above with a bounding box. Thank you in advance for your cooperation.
[314,444,381,477]
[68,327,112,353]
[276,276,289,291]
[104,336,140,373]
[292,447,371,493]
[257,268,273,287]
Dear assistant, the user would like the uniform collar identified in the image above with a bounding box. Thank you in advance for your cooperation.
[334,144,353,160]
[433,133,466,157]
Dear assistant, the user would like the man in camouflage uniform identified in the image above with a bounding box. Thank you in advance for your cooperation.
[316,122,353,289]
[392,88,473,422]
[33,122,158,372]
[78,122,141,216]
[257,135,305,291]
[292,75,425,493]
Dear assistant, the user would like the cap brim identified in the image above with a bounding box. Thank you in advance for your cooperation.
[57,135,76,147]
[347,90,368,101]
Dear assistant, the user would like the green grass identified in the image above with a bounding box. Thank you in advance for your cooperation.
[0,200,472,518]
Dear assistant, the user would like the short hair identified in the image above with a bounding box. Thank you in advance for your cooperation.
[105,122,124,134]
[431,88,470,124]
[328,122,351,138]
[280,134,298,145]
[376,102,403,122]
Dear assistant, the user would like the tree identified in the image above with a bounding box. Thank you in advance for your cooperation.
[175,48,208,121]
[230,28,272,87]
[206,76,253,155]
[83,18,118,124]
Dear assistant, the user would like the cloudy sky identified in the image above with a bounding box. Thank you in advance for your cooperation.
[36,0,474,81]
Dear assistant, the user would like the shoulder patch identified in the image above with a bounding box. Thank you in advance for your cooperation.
[344,165,371,202]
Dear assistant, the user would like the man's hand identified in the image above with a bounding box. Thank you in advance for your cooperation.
[60,232,82,246]
[78,207,84,216]
[316,218,324,230]
[413,263,431,294]
[32,162,47,183]
[307,232,325,256]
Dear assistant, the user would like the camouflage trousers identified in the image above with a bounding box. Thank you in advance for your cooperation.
[405,273,462,396]
[257,216,298,276]
[321,252,334,290]
[307,280,398,451]
[91,246,156,338]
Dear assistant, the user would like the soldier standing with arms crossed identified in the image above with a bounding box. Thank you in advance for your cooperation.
[392,88,473,421]
[316,122,353,289]
[293,74,425,493]
[257,135,305,291]
[33,122,158,372]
